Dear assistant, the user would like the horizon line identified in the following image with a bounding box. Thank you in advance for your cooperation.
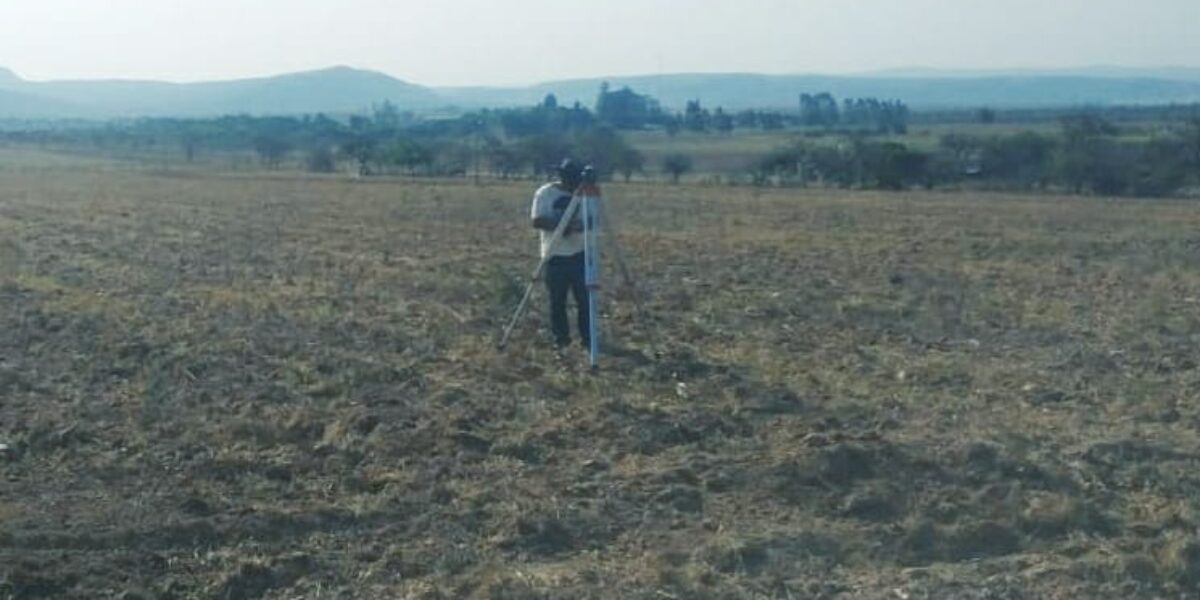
[4,63,1200,89]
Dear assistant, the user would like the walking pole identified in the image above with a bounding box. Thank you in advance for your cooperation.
[496,193,584,351]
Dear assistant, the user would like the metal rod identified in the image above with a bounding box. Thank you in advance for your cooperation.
[582,188,601,368]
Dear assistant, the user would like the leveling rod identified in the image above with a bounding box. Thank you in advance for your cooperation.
[581,182,602,368]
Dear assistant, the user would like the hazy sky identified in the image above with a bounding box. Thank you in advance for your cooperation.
[1,0,1198,86]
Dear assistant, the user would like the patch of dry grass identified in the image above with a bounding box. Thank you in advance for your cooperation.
[4,148,1200,597]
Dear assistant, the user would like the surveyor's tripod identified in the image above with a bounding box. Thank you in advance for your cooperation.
[497,167,642,368]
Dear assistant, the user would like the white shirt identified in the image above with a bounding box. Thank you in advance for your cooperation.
[531,182,585,258]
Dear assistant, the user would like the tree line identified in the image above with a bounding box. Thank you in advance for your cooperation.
[591,84,909,135]
[748,113,1200,197]
[4,85,1198,197]
[799,93,910,133]
[1,82,875,181]
[0,99,646,179]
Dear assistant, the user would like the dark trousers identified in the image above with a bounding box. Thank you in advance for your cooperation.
[545,252,590,347]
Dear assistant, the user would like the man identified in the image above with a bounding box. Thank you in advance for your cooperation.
[531,158,590,352]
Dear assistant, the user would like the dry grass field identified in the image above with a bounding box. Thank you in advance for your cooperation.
[5,146,1200,598]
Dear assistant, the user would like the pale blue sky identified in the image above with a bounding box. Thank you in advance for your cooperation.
[1,0,1197,86]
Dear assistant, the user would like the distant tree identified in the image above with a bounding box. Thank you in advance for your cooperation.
[857,141,928,190]
[800,92,839,127]
[1182,117,1200,182]
[664,115,682,137]
[806,145,859,188]
[542,93,558,109]
[595,83,663,130]
[684,100,709,132]
[381,137,433,175]
[431,140,473,177]
[1056,114,1123,194]
[573,125,629,176]
[349,115,372,132]
[981,132,1054,188]
[615,145,645,182]
[885,101,909,134]
[253,134,291,169]
[594,82,611,116]
[977,107,997,124]
[1057,138,1128,195]
[800,94,816,126]
[566,101,594,130]
[1129,136,1189,197]
[841,98,908,134]
[751,142,807,186]
[499,106,559,137]
[939,133,980,176]
[842,99,862,127]
[341,135,378,175]
[1060,113,1119,143]
[180,132,199,163]
[662,152,693,184]
[486,139,524,179]
[306,145,337,173]
[712,107,734,135]
[734,110,759,129]
[979,131,1056,187]
[517,133,572,177]
[758,112,785,131]
[372,100,403,130]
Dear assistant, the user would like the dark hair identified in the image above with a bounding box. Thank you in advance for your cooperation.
[557,158,583,180]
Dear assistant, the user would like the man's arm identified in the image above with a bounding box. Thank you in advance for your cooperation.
[531,188,582,233]
[531,186,556,231]
[532,215,583,232]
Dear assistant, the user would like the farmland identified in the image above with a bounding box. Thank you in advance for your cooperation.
[4,146,1200,598]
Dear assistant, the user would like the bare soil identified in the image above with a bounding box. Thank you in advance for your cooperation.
[4,150,1200,598]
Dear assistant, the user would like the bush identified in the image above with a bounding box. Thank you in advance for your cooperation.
[662,153,693,184]
[858,142,928,190]
[1130,137,1189,197]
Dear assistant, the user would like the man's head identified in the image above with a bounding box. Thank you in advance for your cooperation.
[556,158,583,191]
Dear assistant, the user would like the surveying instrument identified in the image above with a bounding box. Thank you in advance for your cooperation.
[497,165,641,369]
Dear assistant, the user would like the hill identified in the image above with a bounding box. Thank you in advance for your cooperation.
[3,65,1200,118]
[0,67,22,86]
[0,66,445,118]
[0,87,85,118]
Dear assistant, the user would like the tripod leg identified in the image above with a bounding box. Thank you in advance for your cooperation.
[597,199,645,314]
[497,278,539,350]
[496,193,585,350]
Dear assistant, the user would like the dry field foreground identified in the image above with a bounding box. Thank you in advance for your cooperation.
[4,149,1200,598]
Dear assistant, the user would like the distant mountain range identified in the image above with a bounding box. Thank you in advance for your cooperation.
[856,66,1200,82]
[0,66,443,119]
[2,65,1200,119]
